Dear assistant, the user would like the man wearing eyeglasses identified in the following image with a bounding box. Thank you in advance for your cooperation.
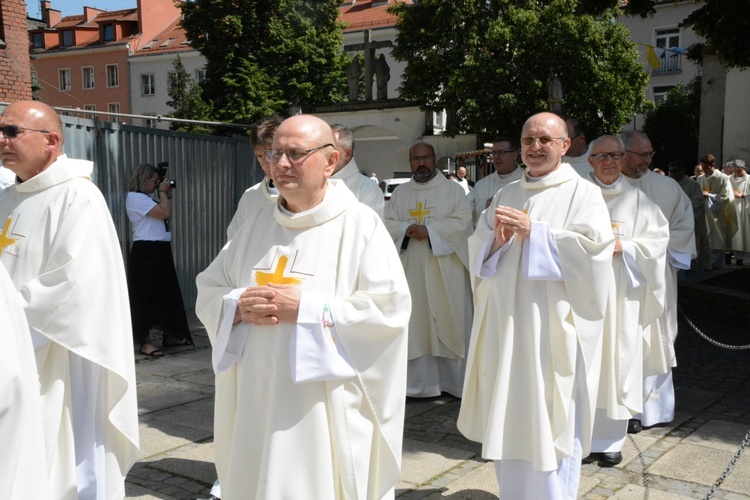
[197,114,411,499]
[471,137,522,224]
[330,124,384,218]
[0,101,139,498]
[583,135,669,468]
[384,141,473,398]
[458,112,615,499]
[619,130,696,435]
[562,116,592,177]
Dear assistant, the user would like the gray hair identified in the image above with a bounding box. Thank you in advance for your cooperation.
[589,134,624,151]
[732,159,746,169]
[330,124,354,152]
[618,130,649,150]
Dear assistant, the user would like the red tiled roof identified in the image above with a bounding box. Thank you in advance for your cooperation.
[133,16,192,55]
[340,0,412,32]
[93,10,139,23]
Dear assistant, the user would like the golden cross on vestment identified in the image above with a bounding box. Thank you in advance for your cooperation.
[255,255,303,286]
[409,201,431,225]
[0,218,18,256]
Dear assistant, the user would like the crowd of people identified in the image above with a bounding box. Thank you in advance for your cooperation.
[0,99,745,500]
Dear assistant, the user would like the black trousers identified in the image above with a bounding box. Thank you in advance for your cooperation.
[128,240,193,347]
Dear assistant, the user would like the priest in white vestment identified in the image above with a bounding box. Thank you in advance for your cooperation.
[0,101,139,499]
[697,156,736,269]
[561,117,591,178]
[583,136,669,468]
[196,115,411,499]
[0,263,49,499]
[620,130,696,432]
[471,137,523,224]
[458,113,615,499]
[331,124,385,218]
[728,159,749,264]
[226,116,282,241]
[384,142,473,398]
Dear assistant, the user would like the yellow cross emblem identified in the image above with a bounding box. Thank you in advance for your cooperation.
[0,218,18,256]
[255,255,303,286]
[409,201,431,225]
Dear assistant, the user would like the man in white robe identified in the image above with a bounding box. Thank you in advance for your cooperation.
[0,263,49,499]
[729,159,749,264]
[669,160,711,272]
[562,117,591,177]
[384,142,473,398]
[331,124,385,218]
[226,116,282,241]
[196,115,410,499]
[697,154,735,269]
[0,101,139,499]
[458,113,615,499]
[472,137,523,224]
[620,130,696,432]
[456,165,473,195]
[583,136,669,468]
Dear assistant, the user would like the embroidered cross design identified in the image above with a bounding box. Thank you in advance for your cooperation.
[255,255,304,286]
[409,201,431,225]
[0,218,18,256]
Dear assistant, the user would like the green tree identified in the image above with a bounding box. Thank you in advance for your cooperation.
[642,77,701,170]
[178,0,349,128]
[166,55,213,134]
[578,0,750,69]
[388,0,649,139]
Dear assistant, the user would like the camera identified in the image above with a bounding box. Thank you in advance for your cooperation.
[156,161,177,188]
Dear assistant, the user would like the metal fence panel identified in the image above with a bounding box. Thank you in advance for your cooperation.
[1,105,260,312]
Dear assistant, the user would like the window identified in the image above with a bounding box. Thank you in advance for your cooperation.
[196,69,206,84]
[82,67,95,89]
[84,104,96,112]
[102,24,115,42]
[108,103,120,121]
[653,85,675,104]
[31,32,44,49]
[59,68,71,91]
[655,28,681,73]
[61,30,74,47]
[106,64,119,88]
[141,74,155,96]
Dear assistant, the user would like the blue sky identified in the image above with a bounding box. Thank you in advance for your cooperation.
[26,0,137,18]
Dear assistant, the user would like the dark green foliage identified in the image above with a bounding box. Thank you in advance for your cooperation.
[166,55,214,133]
[642,77,701,170]
[388,0,649,140]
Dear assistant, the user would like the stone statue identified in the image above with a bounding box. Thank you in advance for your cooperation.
[347,58,361,102]
[375,54,390,100]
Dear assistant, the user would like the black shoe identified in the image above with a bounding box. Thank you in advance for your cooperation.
[627,418,642,434]
[582,452,600,464]
[597,451,623,467]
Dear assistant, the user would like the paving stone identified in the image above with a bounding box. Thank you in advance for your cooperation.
[400,438,476,486]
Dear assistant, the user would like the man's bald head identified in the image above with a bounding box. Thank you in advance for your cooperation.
[521,112,570,177]
[0,100,64,181]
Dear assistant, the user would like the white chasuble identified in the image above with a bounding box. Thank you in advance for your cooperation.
[226,177,278,240]
[0,155,139,499]
[0,264,49,499]
[196,180,410,500]
[332,158,385,219]
[590,175,669,419]
[383,174,473,362]
[698,170,736,250]
[458,163,615,472]
[471,167,523,224]
[730,173,750,252]
[625,170,695,368]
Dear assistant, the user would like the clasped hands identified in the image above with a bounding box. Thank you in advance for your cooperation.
[233,283,301,326]
[405,224,429,241]
[491,205,531,253]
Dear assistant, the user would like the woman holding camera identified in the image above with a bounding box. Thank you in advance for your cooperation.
[126,163,193,357]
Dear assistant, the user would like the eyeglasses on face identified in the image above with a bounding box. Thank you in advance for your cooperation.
[520,136,564,147]
[265,143,334,164]
[409,154,434,162]
[491,150,517,157]
[625,150,655,160]
[590,152,625,161]
[0,124,50,140]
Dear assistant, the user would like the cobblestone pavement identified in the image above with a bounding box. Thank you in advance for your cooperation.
[126,275,750,499]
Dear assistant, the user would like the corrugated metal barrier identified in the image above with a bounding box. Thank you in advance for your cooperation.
[1,106,261,312]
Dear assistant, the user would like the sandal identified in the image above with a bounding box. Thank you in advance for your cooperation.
[140,344,165,357]
[162,336,192,348]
